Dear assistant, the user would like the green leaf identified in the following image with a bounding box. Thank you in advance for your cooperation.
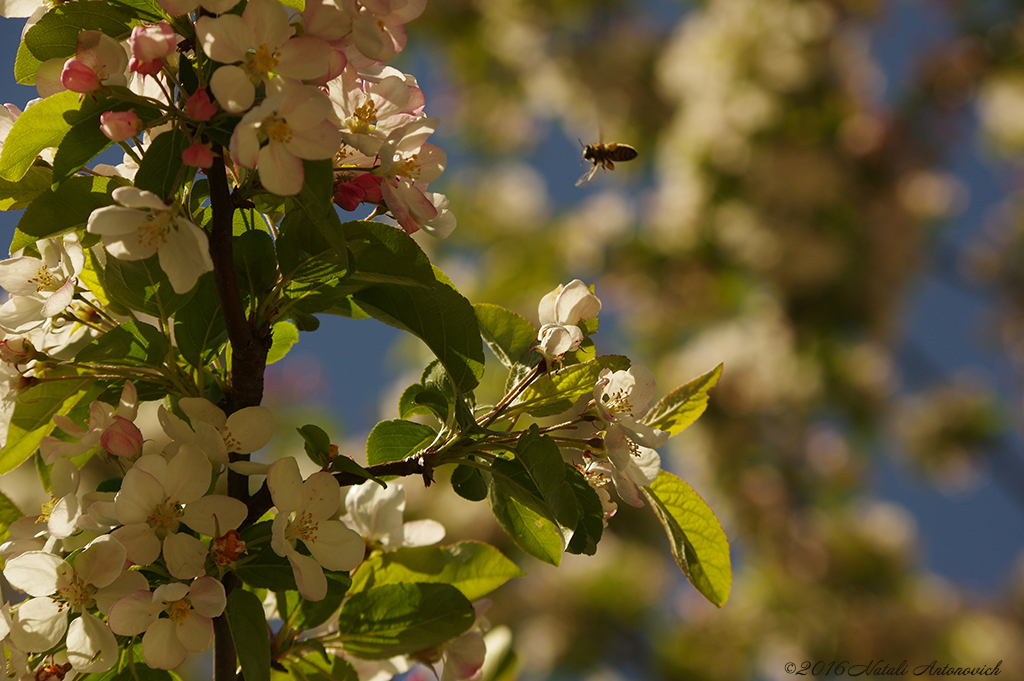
[272,652,358,681]
[172,273,226,369]
[281,572,351,631]
[12,174,125,252]
[237,522,298,592]
[234,229,279,303]
[0,373,104,475]
[75,319,169,367]
[397,383,447,420]
[335,583,475,660]
[0,165,52,211]
[514,426,578,530]
[487,460,564,566]
[451,463,487,502]
[0,91,81,181]
[473,303,537,369]
[297,424,332,467]
[642,364,722,436]
[349,541,524,601]
[365,419,437,467]
[510,355,630,418]
[0,490,24,546]
[287,159,348,264]
[227,589,271,681]
[352,269,485,394]
[565,465,603,556]
[134,128,191,200]
[103,254,197,319]
[642,470,731,607]
[344,220,435,287]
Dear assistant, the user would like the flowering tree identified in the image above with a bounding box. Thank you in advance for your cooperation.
[0,1,730,679]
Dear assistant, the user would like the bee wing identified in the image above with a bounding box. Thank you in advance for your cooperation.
[576,163,600,186]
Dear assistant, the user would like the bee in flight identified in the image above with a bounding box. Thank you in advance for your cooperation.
[576,139,638,186]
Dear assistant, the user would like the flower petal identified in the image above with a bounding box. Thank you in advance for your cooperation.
[66,612,118,673]
[9,597,67,652]
[308,519,365,571]
[143,618,188,670]
[163,532,209,579]
[287,551,327,601]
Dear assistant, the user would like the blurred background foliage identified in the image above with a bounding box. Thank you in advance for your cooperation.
[323,0,1024,679]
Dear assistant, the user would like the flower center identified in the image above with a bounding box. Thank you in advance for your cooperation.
[346,99,377,135]
[36,494,58,523]
[136,211,173,248]
[168,599,192,625]
[601,387,634,418]
[285,510,319,544]
[221,428,241,453]
[396,154,421,180]
[246,43,280,80]
[262,116,293,145]
[147,496,183,533]
[29,264,59,292]
[53,567,94,611]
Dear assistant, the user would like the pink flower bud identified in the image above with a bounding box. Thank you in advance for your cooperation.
[182,142,214,168]
[185,88,218,122]
[100,415,144,459]
[99,111,141,142]
[334,173,382,211]
[129,22,176,76]
[61,58,101,93]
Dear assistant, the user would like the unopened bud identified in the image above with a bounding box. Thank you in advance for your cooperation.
[100,416,144,459]
[0,337,36,365]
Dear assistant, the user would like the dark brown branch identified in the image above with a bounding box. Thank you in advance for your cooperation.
[239,458,428,532]
[207,145,270,415]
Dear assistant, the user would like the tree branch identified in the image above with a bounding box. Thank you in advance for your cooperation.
[207,146,270,415]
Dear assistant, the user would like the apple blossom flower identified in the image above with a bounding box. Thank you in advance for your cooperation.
[86,186,213,294]
[326,68,418,158]
[346,0,426,64]
[40,381,142,464]
[158,396,274,465]
[128,22,176,77]
[196,0,331,114]
[99,111,140,142]
[373,117,449,234]
[107,577,226,670]
[344,482,445,551]
[0,233,85,334]
[111,446,247,579]
[229,82,341,196]
[536,280,601,362]
[268,456,365,601]
[590,365,669,507]
[3,535,125,672]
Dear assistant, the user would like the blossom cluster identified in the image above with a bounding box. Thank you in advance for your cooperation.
[1,0,454,303]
